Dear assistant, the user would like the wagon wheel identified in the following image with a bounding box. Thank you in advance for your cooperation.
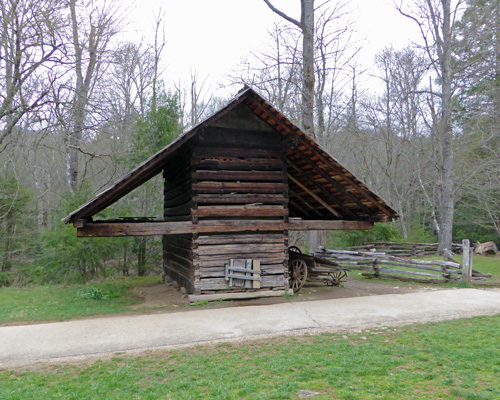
[288,245,302,254]
[289,259,308,292]
[327,270,348,286]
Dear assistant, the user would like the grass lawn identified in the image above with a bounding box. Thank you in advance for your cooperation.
[348,254,500,286]
[467,255,500,284]
[2,314,500,399]
[421,254,500,285]
[0,276,160,325]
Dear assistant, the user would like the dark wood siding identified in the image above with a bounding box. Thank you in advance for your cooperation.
[163,151,194,292]
[191,121,289,294]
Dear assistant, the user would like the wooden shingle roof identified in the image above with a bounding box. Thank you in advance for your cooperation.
[64,87,398,224]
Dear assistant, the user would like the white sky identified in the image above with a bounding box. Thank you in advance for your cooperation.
[121,0,421,97]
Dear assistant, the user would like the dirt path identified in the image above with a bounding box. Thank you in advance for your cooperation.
[2,288,500,369]
[129,278,438,314]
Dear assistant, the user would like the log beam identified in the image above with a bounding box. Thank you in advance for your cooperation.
[288,219,373,231]
[76,219,374,237]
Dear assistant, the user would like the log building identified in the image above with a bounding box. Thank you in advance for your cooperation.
[64,87,398,300]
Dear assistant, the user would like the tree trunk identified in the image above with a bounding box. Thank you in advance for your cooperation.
[299,0,324,251]
[137,237,146,276]
[263,0,323,251]
[301,0,315,139]
[437,0,454,254]
[494,0,500,124]
[67,1,99,191]
[1,217,14,272]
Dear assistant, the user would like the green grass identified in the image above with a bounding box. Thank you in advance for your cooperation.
[349,254,500,286]
[420,254,500,285]
[2,315,500,399]
[0,276,160,325]
[468,255,500,284]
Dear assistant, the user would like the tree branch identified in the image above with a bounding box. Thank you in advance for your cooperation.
[262,0,301,28]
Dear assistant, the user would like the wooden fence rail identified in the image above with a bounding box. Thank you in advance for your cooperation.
[344,242,463,257]
[313,248,464,283]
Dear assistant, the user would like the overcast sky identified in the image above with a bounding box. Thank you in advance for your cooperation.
[121,0,420,97]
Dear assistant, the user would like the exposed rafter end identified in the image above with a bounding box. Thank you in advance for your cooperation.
[73,219,91,229]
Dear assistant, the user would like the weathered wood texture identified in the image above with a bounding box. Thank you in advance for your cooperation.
[193,232,288,292]
[312,248,492,284]
[345,241,464,256]
[163,234,194,293]
[188,289,293,303]
[76,219,374,237]
[189,124,289,293]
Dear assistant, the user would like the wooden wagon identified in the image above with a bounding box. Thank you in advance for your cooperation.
[288,246,349,292]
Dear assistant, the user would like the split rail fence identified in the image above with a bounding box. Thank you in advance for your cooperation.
[345,242,463,257]
[313,244,490,284]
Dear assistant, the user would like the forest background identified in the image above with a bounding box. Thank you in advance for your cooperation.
[1,0,499,286]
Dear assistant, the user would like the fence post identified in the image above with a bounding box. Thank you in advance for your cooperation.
[461,239,472,284]
[373,259,379,278]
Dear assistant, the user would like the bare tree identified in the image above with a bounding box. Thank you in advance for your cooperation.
[0,0,66,152]
[229,22,302,121]
[263,0,316,139]
[66,0,123,191]
[363,47,429,238]
[397,0,463,253]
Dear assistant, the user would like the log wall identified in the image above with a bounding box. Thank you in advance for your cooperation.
[163,151,194,291]
[191,123,289,294]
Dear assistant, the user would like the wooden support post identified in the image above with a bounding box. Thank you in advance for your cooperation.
[461,239,472,284]
[253,260,261,289]
[373,259,379,278]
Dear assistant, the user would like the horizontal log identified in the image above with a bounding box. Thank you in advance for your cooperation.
[262,274,287,287]
[195,278,230,291]
[195,243,285,256]
[188,290,292,302]
[193,181,286,194]
[377,261,460,274]
[77,220,284,236]
[196,275,286,291]
[226,274,261,282]
[163,258,194,282]
[194,205,287,218]
[163,234,193,249]
[196,251,286,261]
[77,219,375,237]
[164,201,192,217]
[362,273,457,284]
[164,242,193,260]
[194,146,280,158]
[195,263,285,277]
[164,181,191,201]
[376,268,449,278]
[288,220,374,231]
[194,193,286,205]
[193,170,284,182]
[194,257,285,268]
[200,127,281,147]
[164,191,192,208]
[195,234,285,245]
[316,250,461,267]
[363,241,463,248]
[384,256,461,269]
[192,156,282,171]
